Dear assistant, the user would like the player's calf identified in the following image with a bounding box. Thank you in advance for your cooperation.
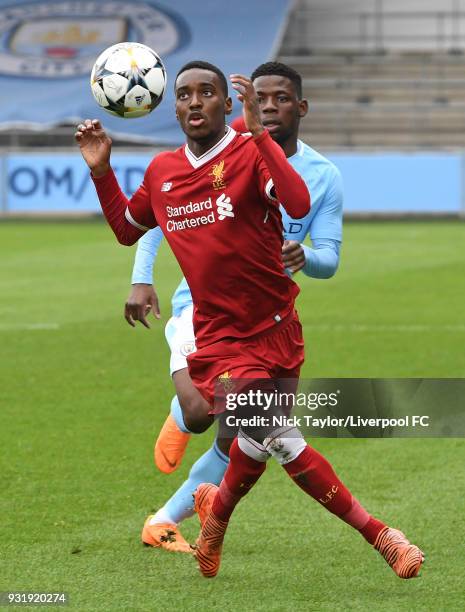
[182,397,214,433]
[173,369,213,434]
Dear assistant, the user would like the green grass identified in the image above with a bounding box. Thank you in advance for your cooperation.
[1,221,464,611]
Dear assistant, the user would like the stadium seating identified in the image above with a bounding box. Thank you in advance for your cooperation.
[280,0,465,149]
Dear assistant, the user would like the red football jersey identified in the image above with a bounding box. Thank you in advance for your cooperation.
[94,128,309,348]
[230,115,247,133]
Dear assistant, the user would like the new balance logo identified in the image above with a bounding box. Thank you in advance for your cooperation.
[161,182,172,192]
[216,193,234,220]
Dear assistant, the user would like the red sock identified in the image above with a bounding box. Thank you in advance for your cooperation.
[212,437,266,522]
[283,445,386,544]
[358,517,387,545]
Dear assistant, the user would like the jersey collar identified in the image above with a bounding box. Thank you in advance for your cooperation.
[184,126,236,169]
[288,140,305,162]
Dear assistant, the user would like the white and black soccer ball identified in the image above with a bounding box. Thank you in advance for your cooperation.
[90,42,166,119]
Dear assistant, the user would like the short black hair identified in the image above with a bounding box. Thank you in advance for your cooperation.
[251,61,302,99]
[175,60,228,97]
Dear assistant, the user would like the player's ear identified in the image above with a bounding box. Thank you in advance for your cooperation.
[298,99,308,118]
[224,96,233,116]
[174,83,180,122]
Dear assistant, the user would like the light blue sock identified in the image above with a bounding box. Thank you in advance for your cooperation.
[163,441,229,524]
[170,395,191,434]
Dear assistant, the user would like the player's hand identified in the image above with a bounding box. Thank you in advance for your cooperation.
[124,284,161,328]
[282,240,306,274]
[74,119,112,177]
[230,74,264,138]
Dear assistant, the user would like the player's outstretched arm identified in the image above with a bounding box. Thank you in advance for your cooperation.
[74,119,156,245]
[295,166,343,277]
[283,239,341,277]
[230,75,310,219]
[301,239,341,278]
[132,227,164,286]
[125,227,164,327]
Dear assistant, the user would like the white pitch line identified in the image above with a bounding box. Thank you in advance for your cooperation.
[0,323,60,331]
[303,324,465,332]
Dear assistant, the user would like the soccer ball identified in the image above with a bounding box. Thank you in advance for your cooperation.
[90,42,166,119]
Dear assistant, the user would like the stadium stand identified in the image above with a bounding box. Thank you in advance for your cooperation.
[280,0,465,149]
[2,0,465,154]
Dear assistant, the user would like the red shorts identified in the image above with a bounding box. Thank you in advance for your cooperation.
[187,309,304,408]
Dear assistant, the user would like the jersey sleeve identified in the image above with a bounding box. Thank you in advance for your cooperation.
[230,115,247,133]
[125,162,158,232]
[253,130,310,218]
[131,226,164,284]
[92,162,157,245]
[254,152,278,205]
[309,166,343,242]
[301,238,341,278]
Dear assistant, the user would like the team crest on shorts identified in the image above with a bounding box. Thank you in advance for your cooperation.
[217,371,234,392]
[180,341,195,356]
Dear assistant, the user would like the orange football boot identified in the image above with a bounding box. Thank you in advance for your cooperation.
[194,483,218,526]
[154,414,191,474]
[141,515,192,553]
[374,527,425,579]
[193,484,228,578]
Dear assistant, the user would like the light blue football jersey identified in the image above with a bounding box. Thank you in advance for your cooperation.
[282,140,343,243]
[171,277,192,317]
[131,139,343,317]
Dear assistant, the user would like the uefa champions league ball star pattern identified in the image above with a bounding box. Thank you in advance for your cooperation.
[90,42,166,119]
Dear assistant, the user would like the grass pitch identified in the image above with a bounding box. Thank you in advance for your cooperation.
[1,220,465,611]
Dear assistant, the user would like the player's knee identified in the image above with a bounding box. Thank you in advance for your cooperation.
[182,396,212,433]
[263,428,307,465]
[183,413,212,433]
[237,433,269,462]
